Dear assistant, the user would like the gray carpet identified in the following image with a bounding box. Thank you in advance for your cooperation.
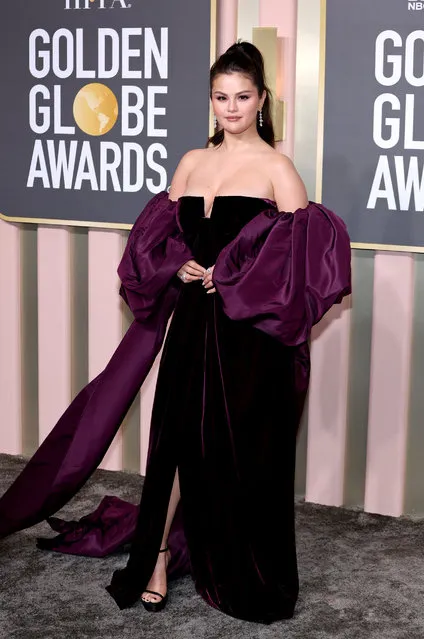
[1,455,424,639]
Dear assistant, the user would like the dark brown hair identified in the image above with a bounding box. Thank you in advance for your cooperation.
[207,41,275,148]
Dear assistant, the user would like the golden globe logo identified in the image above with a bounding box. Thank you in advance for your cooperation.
[65,0,131,9]
[73,83,119,136]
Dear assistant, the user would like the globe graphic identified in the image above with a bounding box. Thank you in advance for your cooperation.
[73,83,118,136]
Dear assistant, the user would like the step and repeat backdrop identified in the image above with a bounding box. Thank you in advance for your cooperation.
[322,0,424,250]
[0,0,212,226]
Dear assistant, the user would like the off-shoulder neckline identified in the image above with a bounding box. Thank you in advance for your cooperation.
[177,195,277,219]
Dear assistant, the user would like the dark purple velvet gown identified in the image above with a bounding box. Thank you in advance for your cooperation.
[108,197,302,623]
[0,191,351,625]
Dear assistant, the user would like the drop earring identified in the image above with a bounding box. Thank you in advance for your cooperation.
[213,115,218,128]
[258,109,263,127]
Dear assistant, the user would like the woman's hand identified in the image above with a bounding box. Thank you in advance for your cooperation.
[177,260,206,283]
[202,265,216,294]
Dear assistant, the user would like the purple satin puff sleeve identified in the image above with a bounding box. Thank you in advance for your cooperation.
[118,191,193,322]
[214,202,352,346]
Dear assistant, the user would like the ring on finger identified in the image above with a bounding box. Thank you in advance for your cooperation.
[180,272,187,282]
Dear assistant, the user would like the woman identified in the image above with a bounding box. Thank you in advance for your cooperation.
[106,41,350,622]
[0,42,351,624]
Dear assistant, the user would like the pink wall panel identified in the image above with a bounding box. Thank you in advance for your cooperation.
[0,221,21,453]
[88,230,123,471]
[37,228,72,442]
[306,297,351,506]
[218,0,238,54]
[365,253,414,517]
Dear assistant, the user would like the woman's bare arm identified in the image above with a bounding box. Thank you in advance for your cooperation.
[270,154,309,213]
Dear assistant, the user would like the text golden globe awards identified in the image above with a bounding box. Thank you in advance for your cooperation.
[27,27,169,194]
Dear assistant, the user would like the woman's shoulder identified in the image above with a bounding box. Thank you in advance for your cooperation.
[258,149,303,186]
[258,147,296,172]
[169,148,211,200]
[178,147,212,167]
[262,150,308,210]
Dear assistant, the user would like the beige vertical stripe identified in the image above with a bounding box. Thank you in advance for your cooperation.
[343,250,374,508]
[237,0,260,41]
[70,228,88,399]
[20,225,39,456]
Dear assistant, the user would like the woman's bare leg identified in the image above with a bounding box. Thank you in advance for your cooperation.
[141,468,181,603]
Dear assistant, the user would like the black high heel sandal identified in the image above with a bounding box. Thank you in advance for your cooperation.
[141,546,170,613]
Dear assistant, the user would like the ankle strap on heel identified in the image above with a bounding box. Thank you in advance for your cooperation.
[159,546,169,553]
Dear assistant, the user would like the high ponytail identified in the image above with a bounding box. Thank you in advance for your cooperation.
[207,41,275,148]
